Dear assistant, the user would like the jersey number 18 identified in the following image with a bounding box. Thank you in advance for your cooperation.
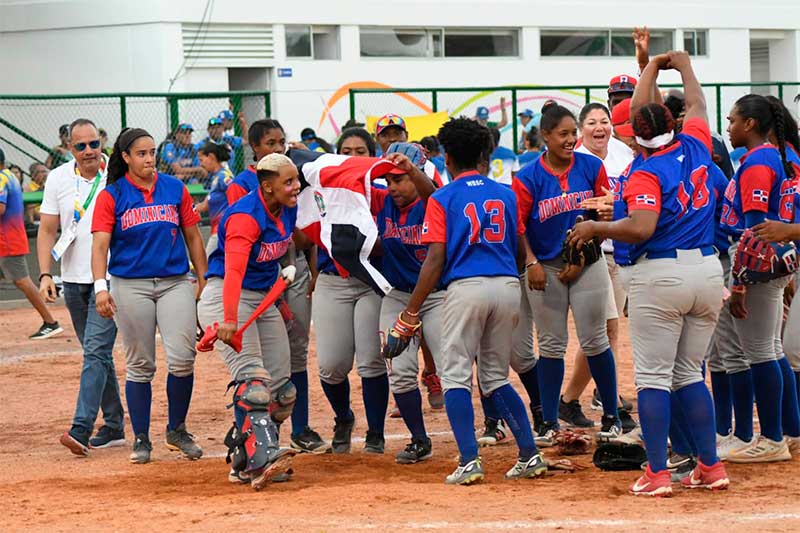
[463,200,506,244]
[676,166,710,219]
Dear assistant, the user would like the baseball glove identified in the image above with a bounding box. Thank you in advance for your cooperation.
[592,442,647,471]
[554,428,593,456]
[563,216,602,267]
[732,228,799,285]
[382,313,422,359]
[546,458,589,473]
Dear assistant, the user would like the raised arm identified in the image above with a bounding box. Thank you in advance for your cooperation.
[667,51,706,123]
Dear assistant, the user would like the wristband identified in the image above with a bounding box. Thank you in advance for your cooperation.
[526,260,539,269]
[94,279,109,294]
[39,273,53,282]
[403,309,420,318]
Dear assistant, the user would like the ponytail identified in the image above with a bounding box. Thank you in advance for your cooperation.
[767,98,795,181]
[107,128,152,183]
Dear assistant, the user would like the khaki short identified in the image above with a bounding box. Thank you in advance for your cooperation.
[0,255,30,281]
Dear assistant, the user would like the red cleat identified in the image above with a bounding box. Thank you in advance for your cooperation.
[629,465,672,497]
[421,372,444,409]
[681,460,730,491]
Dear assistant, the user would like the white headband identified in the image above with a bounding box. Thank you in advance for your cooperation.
[635,131,674,149]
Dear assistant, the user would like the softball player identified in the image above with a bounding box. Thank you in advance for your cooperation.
[513,104,622,445]
[395,117,545,485]
[227,119,328,453]
[91,128,208,465]
[569,52,729,496]
[197,153,303,489]
[195,142,234,256]
[719,94,797,463]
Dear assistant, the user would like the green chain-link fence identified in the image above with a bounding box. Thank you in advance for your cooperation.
[349,82,800,151]
[0,90,270,196]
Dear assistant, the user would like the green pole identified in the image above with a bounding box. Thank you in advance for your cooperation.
[0,116,51,152]
[231,94,244,173]
[584,87,591,104]
[168,96,180,132]
[511,88,518,153]
[265,92,271,118]
[715,84,722,134]
[778,83,784,102]
[349,90,356,122]
[120,96,127,128]
[432,89,438,113]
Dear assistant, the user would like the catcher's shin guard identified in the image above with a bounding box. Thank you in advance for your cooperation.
[269,381,297,424]
[232,380,284,473]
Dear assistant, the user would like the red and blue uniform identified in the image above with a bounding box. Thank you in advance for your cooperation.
[206,167,234,234]
[786,144,800,235]
[720,143,794,239]
[611,155,644,266]
[0,169,29,256]
[160,142,199,169]
[92,173,199,277]
[708,163,731,255]
[227,164,258,205]
[512,151,609,261]
[623,118,716,261]
[421,171,522,287]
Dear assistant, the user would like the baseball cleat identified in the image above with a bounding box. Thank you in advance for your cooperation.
[130,434,152,464]
[30,321,64,340]
[681,460,730,490]
[290,427,331,454]
[785,435,800,455]
[558,397,595,428]
[629,466,673,497]
[445,457,484,485]
[421,372,445,410]
[330,416,355,454]
[396,437,433,464]
[669,456,697,482]
[228,469,250,484]
[717,431,754,460]
[165,423,203,460]
[477,418,509,447]
[505,452,547,480]
[60,431,89,457]
[535,421,558,448]
[364,430,386,454]
[597,415,623,441]
[591,389,633,412]
[619,408,638,433]
[250,449,296,491]
[727,435,791,463]
[89,426,125,449]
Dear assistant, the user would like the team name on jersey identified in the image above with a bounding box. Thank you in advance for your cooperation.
[382,218,423,245]
[538,191,594,222]
[120,204,180,230]
[256,237,291,263]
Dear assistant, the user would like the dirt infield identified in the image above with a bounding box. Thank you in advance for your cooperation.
[1,304,799,532]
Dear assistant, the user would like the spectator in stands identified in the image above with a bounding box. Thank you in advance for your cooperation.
[517,109,541,153]
[8,164,23,184]
[98,128,113,156]
[518,128,542,167]
[46,124,74,169]
[300,127,334,153]
[159,123,205,183]
[474,97,509,129]
[25,163,48,192]
[0,146,63,339]
[219,109,249,142]
[36,118,125,456]
[195,117,244,172]
[487,128,519,185]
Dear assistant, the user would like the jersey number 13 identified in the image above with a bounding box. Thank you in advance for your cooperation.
[463,200,506,244]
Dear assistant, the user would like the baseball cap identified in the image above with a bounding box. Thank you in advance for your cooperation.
[518,108,534,118]
[177,122,194,132]
[611,98,634,137]
[476,106,490,120]
[208,117,223,127]
[300,127,317,141]
[375,114,407,136]
[218,109,234,121]
[386,142,428,170]
[608,74,637,95]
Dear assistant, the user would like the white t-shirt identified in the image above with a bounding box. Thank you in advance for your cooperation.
[576,137,634,253]
[39,158,108,283]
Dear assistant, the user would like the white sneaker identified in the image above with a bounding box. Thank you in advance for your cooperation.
[786,435,800,455]
[717,431,754,461]
[727,435,792,463]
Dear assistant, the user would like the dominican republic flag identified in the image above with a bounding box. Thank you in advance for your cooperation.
[636,194,657,206]
[752,189,768,204]
[292,153,402,296]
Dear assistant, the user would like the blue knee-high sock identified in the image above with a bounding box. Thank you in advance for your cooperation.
[491,384,538,459]
[362,375,389,435]
[751,360,784,442]
[479,389,501,420]
[320,378,353,421]
[587,348,619,419]
[675,381,720,466]
[537,357,565,424]
[517,366,541,409]
[394,389,427,439]
[290,371,310,438]
[125,380,152,437]
[796,371,800,411]
[445,388,478,463]
[729,369,754,442]
[166,373,194,432]
[638,388,671,473]
[669,392,696,456]
[778,357,800,437]
[710,371,733,437]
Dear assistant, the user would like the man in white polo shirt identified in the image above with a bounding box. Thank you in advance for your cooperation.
[37,119,125,456]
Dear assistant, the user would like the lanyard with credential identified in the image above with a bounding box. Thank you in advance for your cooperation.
[73,163,103,222]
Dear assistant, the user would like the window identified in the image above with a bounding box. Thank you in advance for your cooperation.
[683,30,708,56]
[360,27,519,58]
[541,29,673,57]
[285,25,340,59]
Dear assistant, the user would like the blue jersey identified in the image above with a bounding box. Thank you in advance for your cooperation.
[708,163,731,255]
[422,171,521,287]
[623,118,716,261]
[720,143,794,239]
[376,191,433,292]
[207,167,234,234]
[518,151,541,168]
[784,144,800,234]
[206,188,296,290]
[489,146,520,186]
[513,151,608,261]
[611,155,644,267]
[92,173,200,278]
[195,135,243,161]
[160,142,198,169]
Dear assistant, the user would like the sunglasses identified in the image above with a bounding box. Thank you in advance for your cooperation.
[73,140,101,151]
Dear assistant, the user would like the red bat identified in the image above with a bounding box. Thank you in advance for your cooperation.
[197,277,288,353]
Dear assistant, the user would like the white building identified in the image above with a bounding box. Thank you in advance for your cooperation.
[1,0,799,155]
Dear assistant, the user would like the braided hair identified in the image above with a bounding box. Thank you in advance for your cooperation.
[735,94,794,181]
[765,95,800,157]
[631,103,676,145]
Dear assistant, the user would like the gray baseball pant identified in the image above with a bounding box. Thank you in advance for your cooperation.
[439,276,520,395]
[379,289,445,394]
[111,275,197,383]
[512,273,537,374]
[628,250,724,391]
[785,272,800,372]
[286,254,311,374]
[313,274,384,384]
[706,255,745,373]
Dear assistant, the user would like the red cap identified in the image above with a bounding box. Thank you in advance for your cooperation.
[608,74,637,95]
[611,98,634,137]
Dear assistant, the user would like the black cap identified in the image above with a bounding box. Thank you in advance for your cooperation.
[59,124,69,136]
[0,146,5,165]
[300,127,316,141]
